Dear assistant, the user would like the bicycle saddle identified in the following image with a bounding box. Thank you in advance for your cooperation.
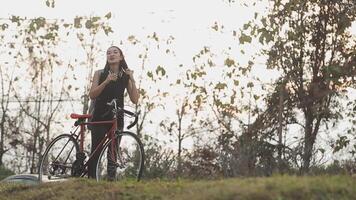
[70,113,92,119]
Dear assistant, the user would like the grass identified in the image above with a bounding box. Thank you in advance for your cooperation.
[0,175,356,200]
[0,166,14,180]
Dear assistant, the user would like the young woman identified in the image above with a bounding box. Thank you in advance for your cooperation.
[88,46,139,179]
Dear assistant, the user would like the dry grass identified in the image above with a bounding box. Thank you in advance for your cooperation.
[1,175,356,200]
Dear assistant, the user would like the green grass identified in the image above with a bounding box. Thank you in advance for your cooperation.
[0,166,14,180]
[1,175,356,200]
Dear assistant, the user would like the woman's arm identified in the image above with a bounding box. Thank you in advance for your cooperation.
[89,70,114,99]
[125,69,139,104]
[127,78,139,104]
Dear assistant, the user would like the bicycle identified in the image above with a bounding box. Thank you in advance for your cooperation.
[38,99,144,182]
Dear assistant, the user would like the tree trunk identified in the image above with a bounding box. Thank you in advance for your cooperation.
[302,108,314,174]
[0,115,5,167]
[277,84,284,173]
[177,113,183,176]
[0,150,4,167]
[177,137,182,176]
[30,128,39,174]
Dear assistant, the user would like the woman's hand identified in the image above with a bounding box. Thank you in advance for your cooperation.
[104,71,118,84]
[125,68,139,104]
[124,68,135,82]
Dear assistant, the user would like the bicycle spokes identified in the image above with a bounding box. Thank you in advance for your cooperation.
[39,135,79,181]
[96,132,144,181]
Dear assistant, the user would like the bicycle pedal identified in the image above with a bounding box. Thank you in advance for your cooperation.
[76,152,86,160]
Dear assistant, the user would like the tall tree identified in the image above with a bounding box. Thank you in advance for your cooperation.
[241,0,355,173]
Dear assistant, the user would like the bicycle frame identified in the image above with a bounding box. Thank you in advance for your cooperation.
[71,116,119,177]
[39,98,141,181]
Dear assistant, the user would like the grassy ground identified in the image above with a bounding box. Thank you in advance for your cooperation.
[0,175,356,200]
[0,166,14,180]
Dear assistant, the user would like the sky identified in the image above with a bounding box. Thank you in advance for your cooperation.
[0,0,269,69]
[0,0,278,164]
[0,0,275,123]
[1,0,355,167]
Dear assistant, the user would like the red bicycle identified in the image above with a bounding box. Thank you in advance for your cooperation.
[38,99,144,182]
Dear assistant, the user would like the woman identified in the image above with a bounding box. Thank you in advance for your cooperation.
[88,46,139,179]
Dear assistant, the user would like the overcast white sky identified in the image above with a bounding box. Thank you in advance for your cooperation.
[0,0,268,68]
[1,0,355,164]
[0,0,275,121]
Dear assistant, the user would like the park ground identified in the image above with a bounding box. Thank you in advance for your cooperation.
[1,175,356,200]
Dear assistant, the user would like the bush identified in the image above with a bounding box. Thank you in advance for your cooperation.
[0,165,15,180]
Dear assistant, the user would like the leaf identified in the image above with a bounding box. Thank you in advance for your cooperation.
[74,17,82,28]
[128,35,137,44]
[43,33,54,40]
[243,23,250,30]
[333,136,350,153]
[208,59,214,67]
[155,66,166,76]
[1,23,8,31]
[103,26,113,36]
[105,12,112,19]
[212,22,218,31]
[224,58,235,67]
[239,33,252,44]
[259,28,273,44]
[90,17,100,23]
[318,148,325,154]
[10,16,21,26]
[261,17,267,27]
[215,82,227,90]
[152,32,159,41]
[45,0,55,8]
[147,71,153,78]
[230,96,235,104]
[85,19,92,29]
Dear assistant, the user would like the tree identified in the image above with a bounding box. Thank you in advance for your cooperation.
[6,16,74,173]
[241,0,355,173]
[0,12,113,172]
[71,14,113,115]
[0,58,20,167]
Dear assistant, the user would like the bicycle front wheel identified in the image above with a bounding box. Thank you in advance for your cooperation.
[38,134,79,182]
[96,131,144,181]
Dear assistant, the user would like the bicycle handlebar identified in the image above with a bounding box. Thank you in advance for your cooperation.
[106,99,139,129]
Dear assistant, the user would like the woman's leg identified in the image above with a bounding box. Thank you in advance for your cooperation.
[88,125,110,178]
[106,127,123,180]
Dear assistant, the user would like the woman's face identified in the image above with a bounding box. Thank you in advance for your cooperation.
[106,47,123,64]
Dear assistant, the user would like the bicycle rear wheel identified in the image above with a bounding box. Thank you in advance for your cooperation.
[96,131,144,181]
[38,134,79,182]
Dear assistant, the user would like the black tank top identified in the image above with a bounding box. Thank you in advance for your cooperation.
[92,70,129,129]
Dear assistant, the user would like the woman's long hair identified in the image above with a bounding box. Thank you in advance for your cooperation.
[103,46,128,77]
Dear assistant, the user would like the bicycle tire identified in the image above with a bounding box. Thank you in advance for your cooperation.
[96,131,144,181]
[38,134,79,182]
